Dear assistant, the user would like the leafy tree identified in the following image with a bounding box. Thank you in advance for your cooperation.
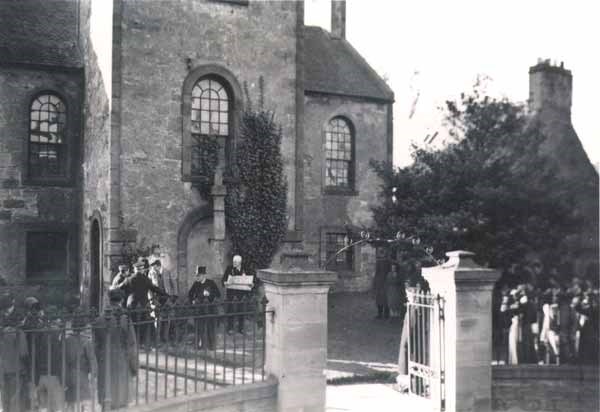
[225,81,287,274]
[371,85,583,281]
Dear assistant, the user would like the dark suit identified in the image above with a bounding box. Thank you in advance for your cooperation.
[117,271,165,343]
[189,278,221,349]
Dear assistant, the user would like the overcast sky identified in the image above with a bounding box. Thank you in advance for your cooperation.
[305,0,599,167]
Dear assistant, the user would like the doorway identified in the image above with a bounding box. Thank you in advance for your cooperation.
[90,217,102,310]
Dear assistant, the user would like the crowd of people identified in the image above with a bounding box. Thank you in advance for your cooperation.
[108,254,259,349]
[0,254,260,412]
[494,273,599,365]
[0,292,136,412]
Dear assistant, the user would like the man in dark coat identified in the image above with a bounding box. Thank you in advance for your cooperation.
[222,255,254,334]
[114,258,167,344]
[189,266,221,350]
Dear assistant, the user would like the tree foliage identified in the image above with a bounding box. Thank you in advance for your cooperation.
[225,83,287,274]
[371,85,583,277]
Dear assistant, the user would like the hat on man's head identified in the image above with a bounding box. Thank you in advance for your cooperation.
[196,266,206,276]
[24,296,40,310]
[118,264,128,271]
[133,258,147,269]
[150,258,162,267]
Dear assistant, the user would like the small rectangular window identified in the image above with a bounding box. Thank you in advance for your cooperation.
[325,232,353,271]
[26,232,69,281]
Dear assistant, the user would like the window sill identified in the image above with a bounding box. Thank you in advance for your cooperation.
[23,177,73,187]
[323,187,358,196]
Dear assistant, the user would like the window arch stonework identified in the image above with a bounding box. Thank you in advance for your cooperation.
[181,65,243,182]
[26,91,74,184]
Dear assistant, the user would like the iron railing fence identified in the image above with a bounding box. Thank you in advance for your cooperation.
[0,296,270,412]
[406,290,445,411]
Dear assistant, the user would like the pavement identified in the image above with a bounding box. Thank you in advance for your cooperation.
[327,383,430,412]
[325,292,412,411]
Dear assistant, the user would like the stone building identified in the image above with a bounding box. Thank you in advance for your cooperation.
[527,60,598,275]
[0,0,394,307]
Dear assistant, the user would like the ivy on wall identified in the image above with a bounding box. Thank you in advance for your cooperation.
[225,79,287,274]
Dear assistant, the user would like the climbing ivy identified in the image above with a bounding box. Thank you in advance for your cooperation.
[225,81,287,274]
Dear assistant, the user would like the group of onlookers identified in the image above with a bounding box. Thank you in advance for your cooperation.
[0,294,137,412]
[494,274,599,365]
[0,254,260,412]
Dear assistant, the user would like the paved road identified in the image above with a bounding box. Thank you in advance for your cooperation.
[327,383,428,412]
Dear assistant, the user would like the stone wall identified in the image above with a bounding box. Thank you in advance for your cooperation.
[125,379,277,412]
[115,0,300,288]
[0,67,83,286]
[79,0,112,307]
[303,93,391,291]
[492,365,599,412]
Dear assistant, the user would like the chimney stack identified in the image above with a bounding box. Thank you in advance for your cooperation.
[331,0,346,39]
[528,59,572,118]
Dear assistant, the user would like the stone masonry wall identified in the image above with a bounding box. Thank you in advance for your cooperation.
[116,0,299,287]
[79,0,112,307]
[0,67,83,286]
[492,366,599,412]
[303,93,390,292]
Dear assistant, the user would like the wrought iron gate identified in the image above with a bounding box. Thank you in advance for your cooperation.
[407,290,445,411]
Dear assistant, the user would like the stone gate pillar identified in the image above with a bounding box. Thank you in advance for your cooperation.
[259,253,337,412]
[422,250,500,412]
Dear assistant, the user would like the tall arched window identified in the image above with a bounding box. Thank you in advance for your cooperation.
[190,77,231,180]
[29,93,67,178]
[325,117,354,190]
[191,78,230,137]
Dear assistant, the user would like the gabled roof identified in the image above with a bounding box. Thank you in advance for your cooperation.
[304,26,394,102]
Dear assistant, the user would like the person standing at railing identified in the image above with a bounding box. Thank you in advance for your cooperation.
[573,290,599,365]
[110,265,130,308]
[63,309,97,412]
[113,258,168,345]
[0,296,29,412]
[93,289,138,411]
[148,259,167,343]
[189,266,221,350]
[222,255,255,335]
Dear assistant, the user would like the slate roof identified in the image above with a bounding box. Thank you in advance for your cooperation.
[304,26,394,102]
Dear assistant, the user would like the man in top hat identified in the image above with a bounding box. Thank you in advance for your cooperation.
[189,266,221,349]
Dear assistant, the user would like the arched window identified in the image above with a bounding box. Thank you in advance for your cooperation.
[325,117,354,190]
[189,77,231,180]
[191,77,230,137]
[29,93,67,178]
[182,66,242,182]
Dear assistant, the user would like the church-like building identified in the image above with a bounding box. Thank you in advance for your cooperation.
[0,0,394,307]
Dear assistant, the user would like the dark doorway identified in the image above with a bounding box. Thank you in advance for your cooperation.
[90,218,102,310]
